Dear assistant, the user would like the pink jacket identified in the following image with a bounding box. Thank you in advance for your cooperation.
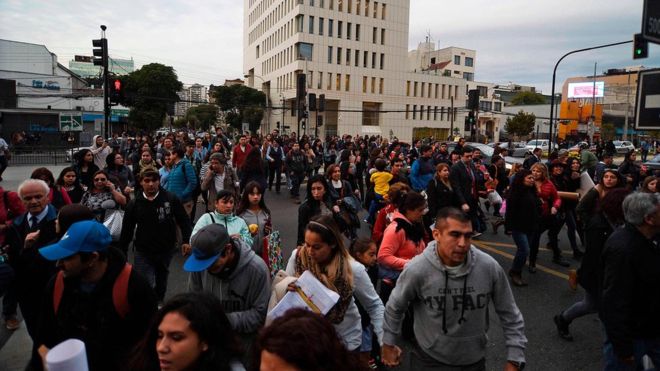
[377,211,425,271]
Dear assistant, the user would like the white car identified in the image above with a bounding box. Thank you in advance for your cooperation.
[613,140,635,154]
[525,139,558,152]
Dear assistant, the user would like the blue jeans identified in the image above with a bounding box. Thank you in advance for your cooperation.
[134,251,174,302]
[367,193,384,223]
[511,230,532,272]
[603,336,660,371]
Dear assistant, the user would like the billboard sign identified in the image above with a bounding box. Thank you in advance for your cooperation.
[567,81,605,98]
[642,0,660,44]
[635,68,660,130]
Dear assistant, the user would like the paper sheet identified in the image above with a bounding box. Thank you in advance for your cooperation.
[268,270,340,320]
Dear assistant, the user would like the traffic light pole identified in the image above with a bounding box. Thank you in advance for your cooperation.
[547,40,631,144]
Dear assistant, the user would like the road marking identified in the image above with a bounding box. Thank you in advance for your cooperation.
[472,241,569,280]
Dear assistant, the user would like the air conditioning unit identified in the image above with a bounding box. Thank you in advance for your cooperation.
[75,106,84,111]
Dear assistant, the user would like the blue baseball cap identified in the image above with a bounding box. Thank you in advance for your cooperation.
[39,220,112,261]
[184,224,230,272]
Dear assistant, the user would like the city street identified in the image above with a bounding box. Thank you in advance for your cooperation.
[0,164,604,370]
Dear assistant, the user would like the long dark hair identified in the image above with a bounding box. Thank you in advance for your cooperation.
[236,181,270,216]
[75,148,94,166]
[257,308,366,371]
[129,292,242,371]
[305,175,331,205]
[56,167,81,188]
[240,147,264,174]
[508,169,535,201]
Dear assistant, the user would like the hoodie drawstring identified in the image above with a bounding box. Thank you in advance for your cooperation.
[458,275,468,325]
[442,270,448,334]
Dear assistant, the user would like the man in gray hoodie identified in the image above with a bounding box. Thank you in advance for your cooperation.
[382,207,527,370]
[185,223,270,367]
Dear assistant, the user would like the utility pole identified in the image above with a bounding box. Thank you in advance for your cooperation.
[588,62,597,144]
[92,25,109,138]
[623,72,631,140]
[450,96,454,140]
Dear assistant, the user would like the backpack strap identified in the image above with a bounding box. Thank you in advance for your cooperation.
[113,263,132,319]
[207,212,215,224]
[53,271,65,315]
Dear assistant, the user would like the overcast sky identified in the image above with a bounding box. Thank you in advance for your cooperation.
[2,0,658,94]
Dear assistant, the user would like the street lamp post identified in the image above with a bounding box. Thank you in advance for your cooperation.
[548,40,632,144]
[244,74,269,134]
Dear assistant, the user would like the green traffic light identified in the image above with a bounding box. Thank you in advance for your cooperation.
[636,48,642,55]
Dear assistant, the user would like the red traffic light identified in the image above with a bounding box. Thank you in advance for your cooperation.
[113,79,121,91]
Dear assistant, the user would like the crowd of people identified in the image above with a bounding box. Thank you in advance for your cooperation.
[0,127,658,370]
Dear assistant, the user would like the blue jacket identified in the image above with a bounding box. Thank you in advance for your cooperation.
[165,158,198,202]
[410,157,434,192]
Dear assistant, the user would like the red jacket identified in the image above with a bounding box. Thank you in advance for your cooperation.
[232,144,252,169]
[377,211,426,271]
[372,204,395,244]
[537,179,561,217]
[0,188,25,245]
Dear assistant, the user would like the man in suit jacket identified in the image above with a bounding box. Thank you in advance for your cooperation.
[523,148,542,170]
[450,146,481,233]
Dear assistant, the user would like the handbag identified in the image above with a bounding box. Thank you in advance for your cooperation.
[103,209,124,241]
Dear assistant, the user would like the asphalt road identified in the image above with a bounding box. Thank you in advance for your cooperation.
[0,166,604,370]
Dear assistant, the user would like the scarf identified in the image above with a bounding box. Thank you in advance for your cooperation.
[394,217,425,244]
[294,247,353,324]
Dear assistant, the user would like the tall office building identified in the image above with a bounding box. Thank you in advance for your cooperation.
[243,0,470,141]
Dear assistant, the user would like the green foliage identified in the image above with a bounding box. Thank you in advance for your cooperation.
[212,85,266,132]
[173,117,188,128]
[504,110,536,139]
[185,104,218,130]
[511,91,546,105]
[122,63,182,131]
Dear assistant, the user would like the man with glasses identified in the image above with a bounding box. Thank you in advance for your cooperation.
[185,223,270,366]
[382,207,527,371]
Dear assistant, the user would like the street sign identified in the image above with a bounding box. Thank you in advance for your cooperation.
[59,113,83,131]
[643,0,660,44]
[635,68,660,130]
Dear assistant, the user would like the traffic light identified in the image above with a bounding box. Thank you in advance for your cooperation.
[109,78,123,104]
[318,94,325,112]
[634,33,648,59]
[308,93,317,111]
[465,111,476,131]
[317,115,323,127]
[296,74,307,120]
[468,90,479,110]
[92,38,108,67]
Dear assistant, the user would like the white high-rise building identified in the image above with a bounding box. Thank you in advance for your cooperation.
[175,83,209,117]
[243,0,470,141]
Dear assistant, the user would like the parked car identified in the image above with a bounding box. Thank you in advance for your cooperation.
[447,142,523,170]
[613,140,635,154]
[487,142,530,158]
[525,139,558,153]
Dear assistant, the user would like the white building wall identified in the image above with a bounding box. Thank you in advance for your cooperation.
[243,0,468,142]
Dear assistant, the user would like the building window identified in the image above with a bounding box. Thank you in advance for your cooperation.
[338,0,342,11]
[371,77,376,93]
[494,102,502,111]
[336,74,341,90]
[380,29,385,45]
[381,3,386,19]
[414,81,418,97]
[327,72,332,90]
[318,71,323,89]
[362,102,381,126]
[348,0,352,12]
[365,0,370,16]
[320,0,324,7]
[295,15,304,32]
[420,105,424,120]
[379,78,384,94]
[372,27,377,43]
[406,81,410,96]
[347,22,352,39]
[440,107,445,121]
[363,51,368,67]
[477,85,488,97]
[308,16,314,33]
[309,0,314,5]
[327,46,333,63]
[346,49,351,65]
[256,45,260,58]
[413,105,417,119]
[380,53,384,69]
[434,106,438,120]
[480,101,492,111]
[328,19,333,36]
[338,21,343,38]
[355,24,361,40]
[329,0,333,9]
[454,55,460,65]
[318,17,324,35]
[337,47,342,64]
[463,72,474,81]
[345,74,350,91]
[405,104,410,120]
[372,52,376,68]
[421,82,425,97]
[465,57,474,67]
[356,0,361,15]
[427,106,431,120]
[355,49,359,66]
[363,76,368,93]
[295,42,313,60]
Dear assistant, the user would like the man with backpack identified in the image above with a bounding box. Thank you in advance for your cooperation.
[119,169,191,304]
[36,220,157,371]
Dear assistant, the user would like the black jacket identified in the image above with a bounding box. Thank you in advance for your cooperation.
[425,178,459,222]
[119,189,191,256]
[37,247,157,371]
[600,224,660,359]
[450,161,478,207]
[505,187,540,234]
[297,198,335,245]
[522,155,540,170]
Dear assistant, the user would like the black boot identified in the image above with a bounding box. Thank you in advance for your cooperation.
[553,313,574,341]
[552,256,570,267]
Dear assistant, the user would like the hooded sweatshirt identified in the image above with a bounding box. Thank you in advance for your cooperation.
[383,242,526,366]
[90,135,113,170]
[191,211,253,246]
[188,239,270,334]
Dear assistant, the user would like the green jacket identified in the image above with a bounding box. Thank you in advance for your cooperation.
[191,211,253,245]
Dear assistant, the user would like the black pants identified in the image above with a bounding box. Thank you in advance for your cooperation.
[0,155,7,177]
[530,215,563,265]
[268,165,282,191]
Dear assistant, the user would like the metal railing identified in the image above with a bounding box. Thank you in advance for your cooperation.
[8,145,77,165]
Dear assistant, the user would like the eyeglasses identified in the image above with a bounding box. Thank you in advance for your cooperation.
[94,178,107,182]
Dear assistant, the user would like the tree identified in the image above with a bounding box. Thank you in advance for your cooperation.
[212,85,265,132]
[504,110,536,139]
[511,91,546,105]
[185,104,218,130]
[121,63,182,131]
